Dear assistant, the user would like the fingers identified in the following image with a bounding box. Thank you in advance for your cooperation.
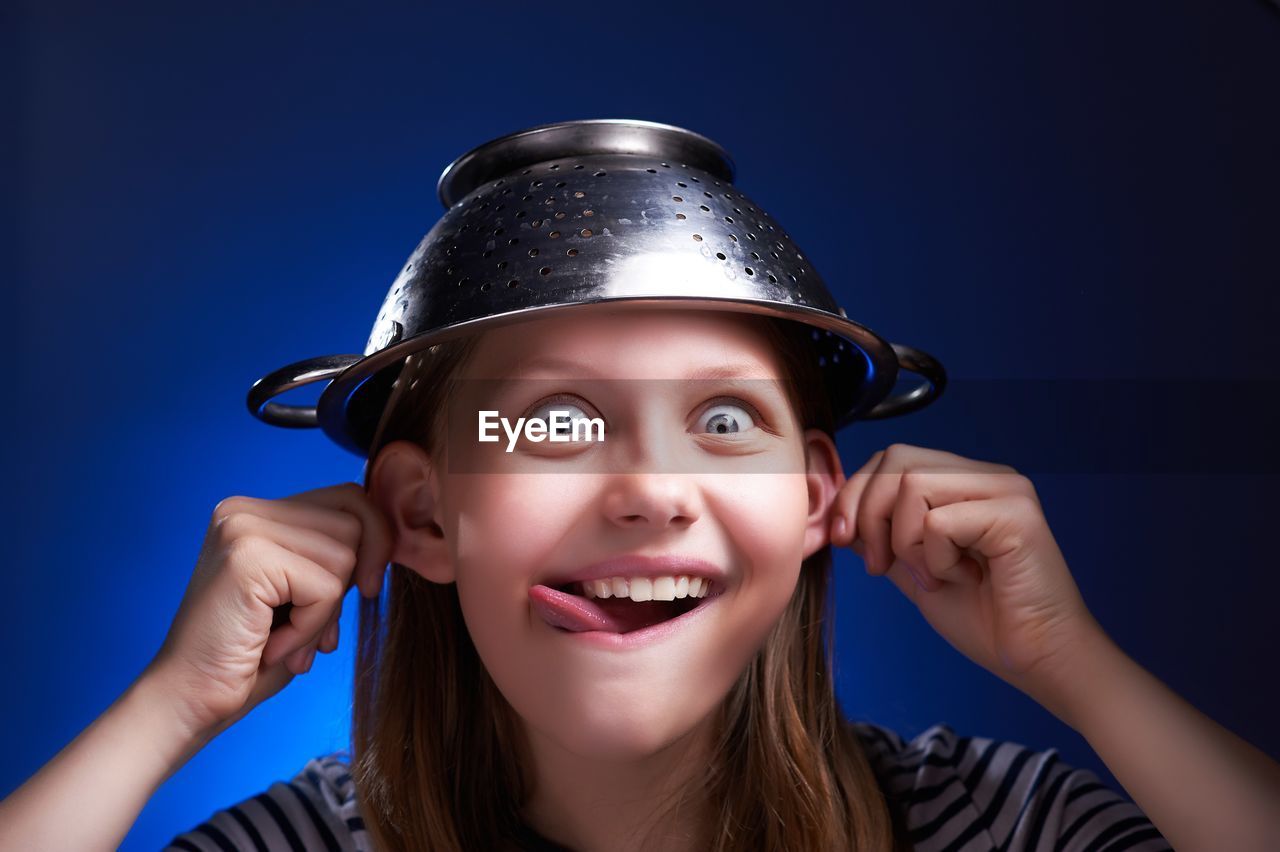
[214,482,395,602]
[833,443,1027,585]
[217,511,358,586]
[280,483,395,601]
[229,535,348,669]
[830,449,883,549]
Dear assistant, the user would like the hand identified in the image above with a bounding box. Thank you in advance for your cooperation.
[829,443,1106,702]
[143,482,393,740]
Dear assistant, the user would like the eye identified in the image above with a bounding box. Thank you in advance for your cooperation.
[696,401,756,435]
[526,396,603,439]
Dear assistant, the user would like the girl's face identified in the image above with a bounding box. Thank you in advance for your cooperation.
[377,306,842,762]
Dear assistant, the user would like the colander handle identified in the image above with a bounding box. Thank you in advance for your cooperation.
[246,354,363,428]
[860,343,947,420]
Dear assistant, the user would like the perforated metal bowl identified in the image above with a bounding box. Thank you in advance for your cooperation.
[246,118,947,458]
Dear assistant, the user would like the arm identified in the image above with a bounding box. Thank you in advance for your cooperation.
[828,443,1280,852]
[0,667,221,852]
[1029,623,1280,852]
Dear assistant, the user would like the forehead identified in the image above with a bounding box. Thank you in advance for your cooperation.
[463,307,787,380]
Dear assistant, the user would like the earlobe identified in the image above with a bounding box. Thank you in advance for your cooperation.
[800,429,845,560]
[367,440,456,584]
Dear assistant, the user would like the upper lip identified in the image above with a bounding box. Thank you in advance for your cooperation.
[538,554,728,593]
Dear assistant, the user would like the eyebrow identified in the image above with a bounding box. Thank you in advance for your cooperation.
[495,356,780,382]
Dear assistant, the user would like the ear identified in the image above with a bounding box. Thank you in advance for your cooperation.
[367,439,455,584]
[800,428,845,561]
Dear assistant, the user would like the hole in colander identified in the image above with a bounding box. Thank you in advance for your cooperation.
[676,213,686,220]
[729,235,738,243]
[497,261,508,270]
[715,252,726,260]
[573,191,585,198]
[555,212,566,219]
[725,217,734,224]
[533,180,543,187]
[555,181,566,188]
[540,266,551,275]
[677,182,687,188]
[594,170,606,177]
[767,274,778,283]
[508,237,519,246]
[508,279,520,288]
[567,248,579,256]
[481,282,492,291]
[647,168,657,173]
[583,210,594,216]
[692,234,703,242]
[700,205,710,212]
[549,164,560,170]
[580,229,592,237]
[528,248,539,257]
[673,196,683,202]
[574,164,584,170]
[550,230,561,238]
[661,162,670,168]
[745,267,754,276]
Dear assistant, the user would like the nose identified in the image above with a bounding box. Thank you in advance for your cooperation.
[602,471,701,529]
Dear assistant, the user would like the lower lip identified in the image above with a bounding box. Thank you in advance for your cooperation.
[544,590,725,650]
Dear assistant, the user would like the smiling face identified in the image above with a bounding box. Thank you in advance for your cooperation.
[374,305,843,764]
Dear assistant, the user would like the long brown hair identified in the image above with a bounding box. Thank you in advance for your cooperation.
[349,312,908,851]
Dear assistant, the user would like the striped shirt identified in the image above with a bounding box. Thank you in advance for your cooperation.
[164,722,1171,851]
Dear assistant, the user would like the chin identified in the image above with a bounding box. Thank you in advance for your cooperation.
[533,697,708,762]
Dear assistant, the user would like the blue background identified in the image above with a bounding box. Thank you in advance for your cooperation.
[7,2,1279,848]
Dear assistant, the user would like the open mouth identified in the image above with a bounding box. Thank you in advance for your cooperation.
[530,579,724,635]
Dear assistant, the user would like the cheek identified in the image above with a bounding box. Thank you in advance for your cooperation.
[449,473,594,671]
[719,472,811,572]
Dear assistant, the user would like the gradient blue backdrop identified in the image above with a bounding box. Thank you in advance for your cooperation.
[7,2,1279,848]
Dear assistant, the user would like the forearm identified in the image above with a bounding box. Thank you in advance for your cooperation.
[1036,628,1280,852]
[0,671,216,852]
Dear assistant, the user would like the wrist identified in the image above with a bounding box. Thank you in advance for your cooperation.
[127,667,221,780]
[1015,618,1133,732]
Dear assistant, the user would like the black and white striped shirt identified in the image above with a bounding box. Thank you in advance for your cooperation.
[163,722,1171,851]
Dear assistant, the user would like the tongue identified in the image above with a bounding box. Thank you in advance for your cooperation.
[529,584,686,634]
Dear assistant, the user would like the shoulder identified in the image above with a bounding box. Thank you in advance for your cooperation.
[163,751,370,852]
[850,720,1173,852]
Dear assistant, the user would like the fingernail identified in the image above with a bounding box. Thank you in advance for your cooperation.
[832,515,847,540]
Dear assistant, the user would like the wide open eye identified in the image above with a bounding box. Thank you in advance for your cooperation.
[696,401,756,435]
[527,398,603,440]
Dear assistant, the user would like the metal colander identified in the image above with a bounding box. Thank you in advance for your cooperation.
[246,118,947,458]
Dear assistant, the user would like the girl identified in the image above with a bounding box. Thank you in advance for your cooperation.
[3,305,1278,851]
[3,111,1278,850]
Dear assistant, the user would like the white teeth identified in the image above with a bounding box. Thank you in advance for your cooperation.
[577,574,714,601]
[652,576,676,600]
